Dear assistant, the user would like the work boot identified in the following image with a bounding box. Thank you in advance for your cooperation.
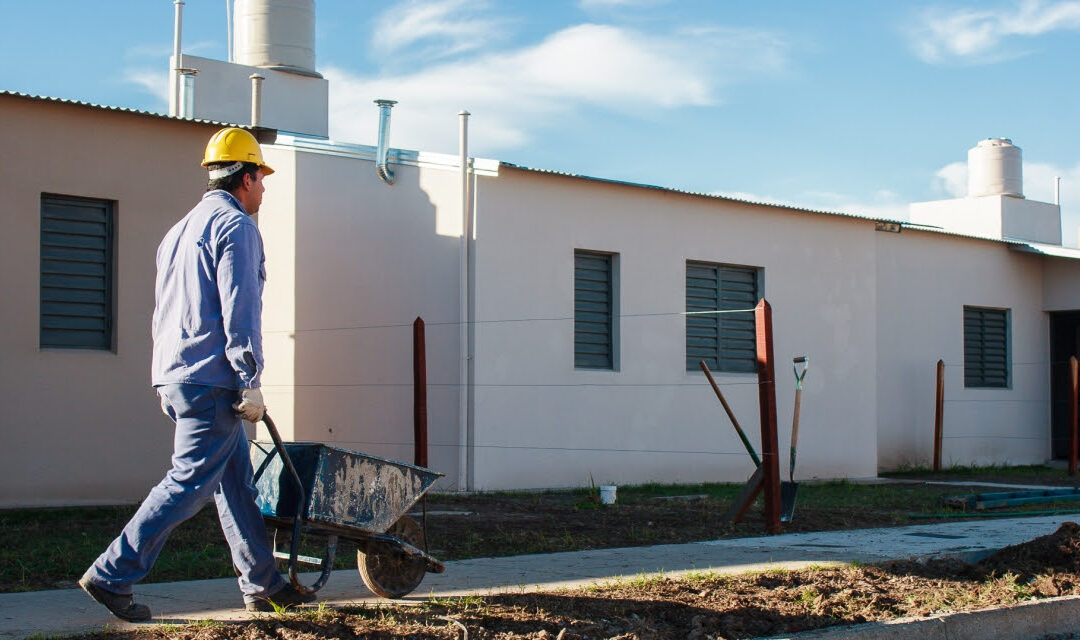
[244,584,316,612]
[78,574,152,622]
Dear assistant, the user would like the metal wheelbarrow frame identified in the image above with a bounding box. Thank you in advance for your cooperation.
[250,413,446,599]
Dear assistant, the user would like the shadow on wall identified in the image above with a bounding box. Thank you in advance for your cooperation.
[291,154,464,488]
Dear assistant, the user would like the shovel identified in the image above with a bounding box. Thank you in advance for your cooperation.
[780,356,808,523]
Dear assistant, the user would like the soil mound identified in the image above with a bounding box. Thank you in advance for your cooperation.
[977,521,1080,579]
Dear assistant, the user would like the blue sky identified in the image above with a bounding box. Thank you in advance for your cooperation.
[3,0,1079,241]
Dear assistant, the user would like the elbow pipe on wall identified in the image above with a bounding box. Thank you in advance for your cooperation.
[375,99,397,184]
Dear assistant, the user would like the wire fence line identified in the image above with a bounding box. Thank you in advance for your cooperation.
[942,360,1068,367]
[263,307,760,336]
[279,433,1048,459]
[319,440,755,456]
[261,380,765,389]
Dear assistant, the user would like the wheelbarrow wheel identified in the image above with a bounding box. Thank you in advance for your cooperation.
[357,515,427,599]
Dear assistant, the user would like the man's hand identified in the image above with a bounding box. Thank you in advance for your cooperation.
[234,388,265,422]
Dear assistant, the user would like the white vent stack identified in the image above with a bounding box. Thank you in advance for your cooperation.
[170,0,329,136]
[233,0,320,78]
[968,138,1023,198]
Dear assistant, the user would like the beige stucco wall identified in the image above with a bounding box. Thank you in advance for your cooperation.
[875,230,1050,470]
[0,95,221,506]
[258,142,466,490]
[468,167,881,489]
[1043,256,1080,311]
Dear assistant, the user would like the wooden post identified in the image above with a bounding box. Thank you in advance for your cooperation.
[1070,356,1078,477]
[934,359,944,472]
[413,317,428,468]
[755,299,781,535]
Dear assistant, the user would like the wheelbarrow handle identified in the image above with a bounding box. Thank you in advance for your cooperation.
[260,412,325,596]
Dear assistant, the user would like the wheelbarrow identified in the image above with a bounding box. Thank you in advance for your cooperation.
[249,413,446,599]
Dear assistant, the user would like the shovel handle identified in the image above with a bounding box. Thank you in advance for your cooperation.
[789,356,808,481]
[700,360,761,467]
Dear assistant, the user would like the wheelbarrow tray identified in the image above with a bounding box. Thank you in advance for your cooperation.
[250,440,443,536]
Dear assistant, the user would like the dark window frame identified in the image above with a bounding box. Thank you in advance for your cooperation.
[686,261,761,373]
[40,193,116,351]
[574,250,618,370]
[963,305,1010,388]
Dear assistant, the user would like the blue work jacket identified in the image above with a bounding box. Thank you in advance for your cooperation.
[151,190,265,390]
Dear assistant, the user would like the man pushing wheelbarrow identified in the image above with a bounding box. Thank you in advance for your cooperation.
[80,128,443,622]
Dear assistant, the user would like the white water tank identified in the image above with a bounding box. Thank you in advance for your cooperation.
[233,0,319,77]
[968,138,1023,198]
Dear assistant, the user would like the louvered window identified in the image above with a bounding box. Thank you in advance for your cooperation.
[40,195,115,350]
[964,306,1009,388]
[686,262,759,372]
[574,250,616,369]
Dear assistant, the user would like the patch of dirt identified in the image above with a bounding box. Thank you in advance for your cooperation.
[86,523,1080,640]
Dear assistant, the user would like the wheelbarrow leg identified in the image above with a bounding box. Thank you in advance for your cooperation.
[260,412,330,596]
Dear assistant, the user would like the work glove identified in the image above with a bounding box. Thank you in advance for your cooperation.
[234,387,265,422]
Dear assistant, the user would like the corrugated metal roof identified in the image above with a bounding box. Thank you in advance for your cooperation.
[500,161,908,225]
[0,89,240,127]
[1012,241,1080,260]
[499,162,1077,254]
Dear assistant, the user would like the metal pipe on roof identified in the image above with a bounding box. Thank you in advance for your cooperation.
[226,0,234,63]
[250,74,265,126]
[172,0,185,116]
[178,69,198,118]
[457,109,472,491]
[374,99,397,184]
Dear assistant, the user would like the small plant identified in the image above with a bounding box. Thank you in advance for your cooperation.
[797,587,820,604]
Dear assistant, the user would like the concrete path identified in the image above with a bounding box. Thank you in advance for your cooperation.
[3,513,1080,639]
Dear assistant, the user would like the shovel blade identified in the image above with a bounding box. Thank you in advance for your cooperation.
[780,481,798,522]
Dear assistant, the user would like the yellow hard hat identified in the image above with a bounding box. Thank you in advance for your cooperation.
[201,128,275,175]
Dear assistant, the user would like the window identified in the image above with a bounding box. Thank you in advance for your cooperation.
[574,250,616,369]
[686,261,759,372]
[40,194,115,350]
[963,306,1009,388]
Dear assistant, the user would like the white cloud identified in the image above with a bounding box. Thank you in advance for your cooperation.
[124,69,169,105]
[934,161,968,197]
[372,0,507,61]
[578,0,671,10]
[328,22,788,155]
[908,0,1080,64]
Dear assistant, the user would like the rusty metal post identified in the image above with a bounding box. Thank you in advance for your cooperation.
[413,317,428,468]
[934,359,944,472]
[754,299,781,535]
[1070,356,1078,476]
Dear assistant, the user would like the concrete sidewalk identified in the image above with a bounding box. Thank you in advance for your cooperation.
[2,513,1079,639]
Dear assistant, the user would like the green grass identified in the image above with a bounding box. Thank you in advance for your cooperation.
[882,462,1074,480]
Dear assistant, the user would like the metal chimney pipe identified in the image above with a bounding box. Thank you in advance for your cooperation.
[178,69,198,118]
[250,74,265,127]
[457,108,471,490]
[375,99,397,184]
[172,0,185,116]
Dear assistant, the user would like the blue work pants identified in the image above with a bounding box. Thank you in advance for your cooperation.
[84,384,283,598]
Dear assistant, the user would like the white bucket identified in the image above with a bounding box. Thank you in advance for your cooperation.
[599,485,617,505]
